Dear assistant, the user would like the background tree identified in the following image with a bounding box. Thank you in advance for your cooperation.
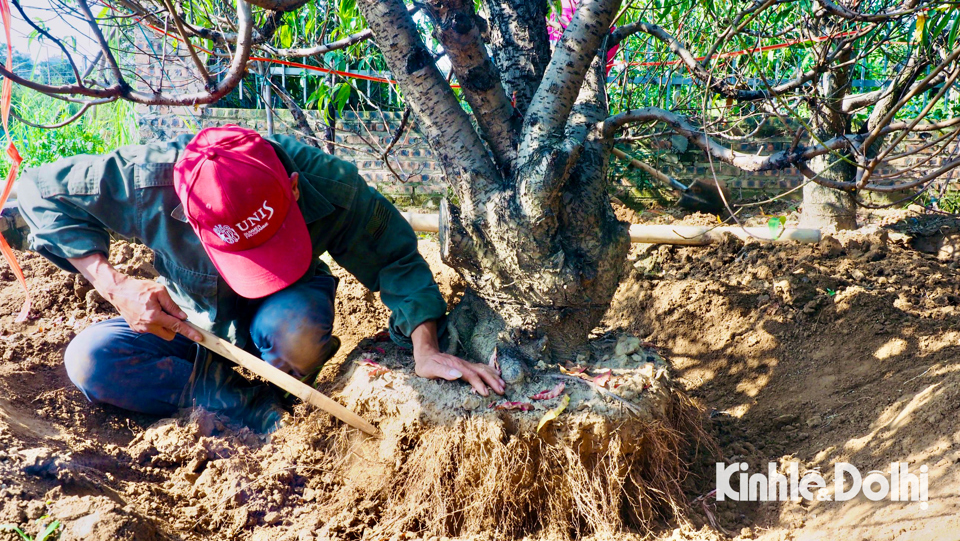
[3,0,960,368]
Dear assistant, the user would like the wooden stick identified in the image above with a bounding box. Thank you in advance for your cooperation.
[400,212,821,245]
[185,322,379,437]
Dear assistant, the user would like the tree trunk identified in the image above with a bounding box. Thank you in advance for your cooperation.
[800,176,856,230]
[801,25,857,230]
[444,55,629,377]
[357,0,627,375]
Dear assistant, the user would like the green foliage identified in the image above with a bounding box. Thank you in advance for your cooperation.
[0,89,136,180]
[307,80,354,120]
[1,516,62,541]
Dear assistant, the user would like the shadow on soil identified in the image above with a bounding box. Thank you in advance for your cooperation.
[603,222,960,539]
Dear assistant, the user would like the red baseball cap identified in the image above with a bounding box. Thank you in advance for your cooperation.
[173,125,311,299]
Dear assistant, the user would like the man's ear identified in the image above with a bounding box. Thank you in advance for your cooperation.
[290,172,300,201]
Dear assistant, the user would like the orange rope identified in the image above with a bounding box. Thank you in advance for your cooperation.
[0,0,30,322]
[615,30,865,68]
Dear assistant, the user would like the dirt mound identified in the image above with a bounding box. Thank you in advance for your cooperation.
[50,495,166,541]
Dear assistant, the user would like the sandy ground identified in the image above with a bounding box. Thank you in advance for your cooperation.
[2,207,960,540]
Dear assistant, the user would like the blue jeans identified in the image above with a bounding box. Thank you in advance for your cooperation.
[64,274,338,416]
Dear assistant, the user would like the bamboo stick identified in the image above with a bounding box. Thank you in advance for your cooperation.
[184,322,379,437]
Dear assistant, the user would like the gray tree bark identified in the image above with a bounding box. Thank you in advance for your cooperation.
[482,0,551,116]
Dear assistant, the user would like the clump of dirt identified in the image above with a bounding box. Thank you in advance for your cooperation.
[48,495,165,541]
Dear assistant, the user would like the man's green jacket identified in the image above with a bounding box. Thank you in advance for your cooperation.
[16,133,447,347]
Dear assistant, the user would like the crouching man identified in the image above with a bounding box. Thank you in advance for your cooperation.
[17,125,503,432]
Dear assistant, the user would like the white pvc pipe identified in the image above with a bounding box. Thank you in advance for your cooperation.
[401,213,821,245]
[400,211,440,234]
[626,224,821,245]
[2,207,820,247]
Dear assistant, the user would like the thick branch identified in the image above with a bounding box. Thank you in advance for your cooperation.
[521,0,621,154]
[602,107,960,192]
[423,0,520,172]
[355,0,501,209]
[601,107,861,172]
[483,0,551,116]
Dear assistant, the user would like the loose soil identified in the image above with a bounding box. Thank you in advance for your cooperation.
[2,207,960,540]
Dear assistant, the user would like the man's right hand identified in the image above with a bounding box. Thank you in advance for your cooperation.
[104,275,202,341]
[68,253,202,342]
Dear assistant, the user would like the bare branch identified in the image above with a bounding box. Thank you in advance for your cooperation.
[815,0,926,22]
[12,0,82,84]
[700,0,779,71]
[611,147,683,189]
[601,107,860,171]
[887,117,960,132]
[610,21,826,101]
[264,29,373,57]
[112,0,281,46]
[77,0,125,87]
[266,78,321,148]
[858,155,960,193]
[159,0,211,86]
[10,97,117,129]
[384,107,412,157]
[856,45,960,185]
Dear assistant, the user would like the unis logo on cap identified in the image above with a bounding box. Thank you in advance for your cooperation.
[213,224,241,244]
[235,200,276,240]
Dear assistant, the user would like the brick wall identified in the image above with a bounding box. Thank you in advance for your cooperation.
[136,106,446,203]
